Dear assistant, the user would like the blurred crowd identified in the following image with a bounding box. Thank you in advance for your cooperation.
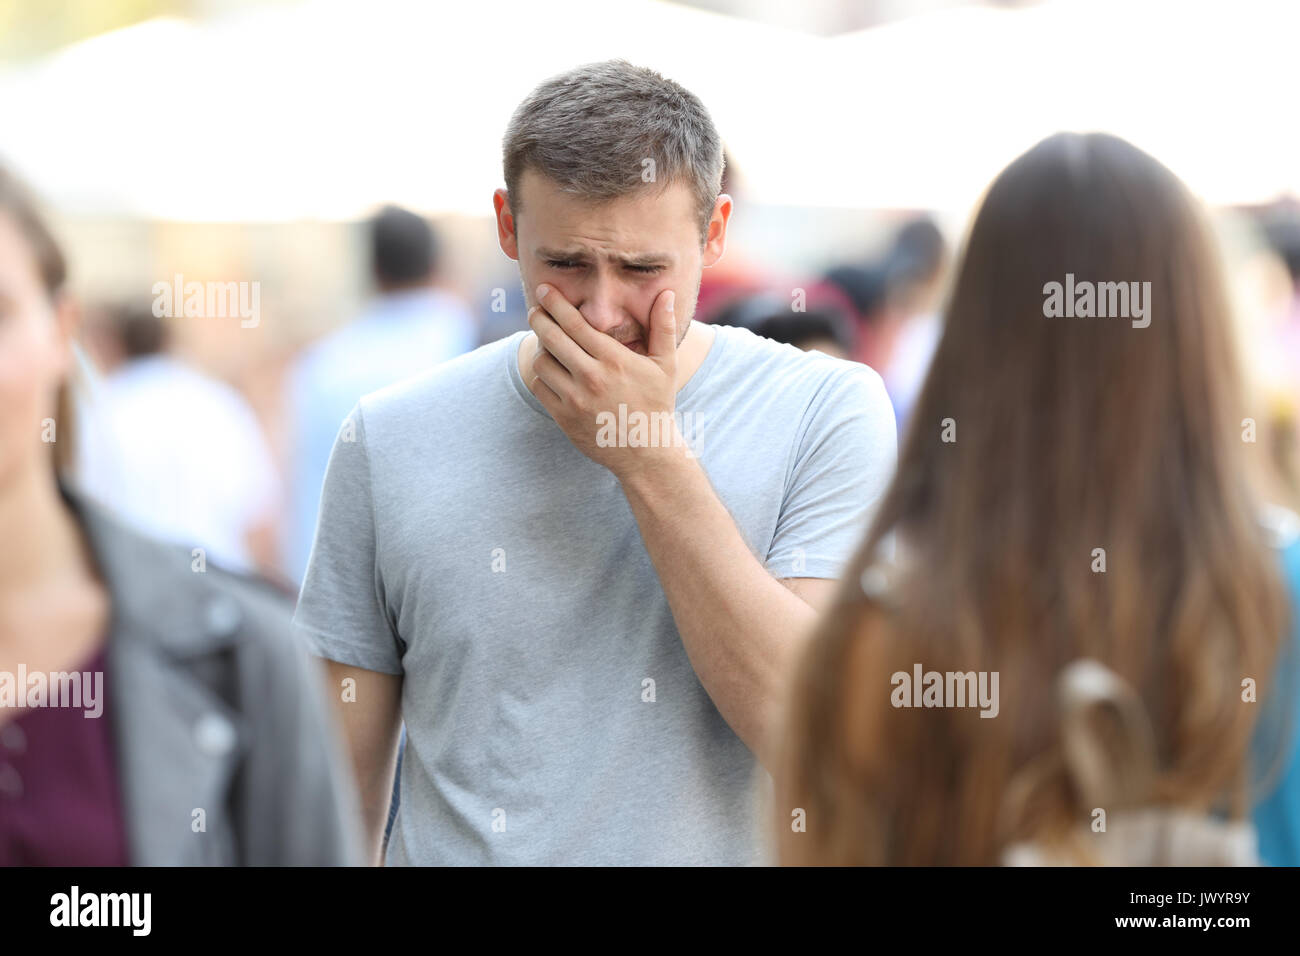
[3,112,1300,866]
[62,192,1300,592]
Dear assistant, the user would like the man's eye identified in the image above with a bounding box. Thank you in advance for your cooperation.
[547,260,580,270]
[627,265,663,274]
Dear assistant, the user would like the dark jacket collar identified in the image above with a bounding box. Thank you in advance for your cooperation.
[60,483,250,864]
[63,483,241,656]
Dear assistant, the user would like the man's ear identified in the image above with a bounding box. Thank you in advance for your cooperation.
[493,188,520,261]
[701,193,732,269]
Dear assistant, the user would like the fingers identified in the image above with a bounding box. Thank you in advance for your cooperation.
[534,284,620,362]
[647,288,677,363]
[526,368,563,413]
[530,340,574,404]
[528,301,592,376]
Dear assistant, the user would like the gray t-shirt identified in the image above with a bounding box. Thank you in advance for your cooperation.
[293,324,897,865]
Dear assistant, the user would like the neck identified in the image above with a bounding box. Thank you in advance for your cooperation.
[0,462,89,594]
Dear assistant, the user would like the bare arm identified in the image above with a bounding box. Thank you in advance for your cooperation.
[525,283,875,768]
[621,454,836,768]
[323,660,403,865]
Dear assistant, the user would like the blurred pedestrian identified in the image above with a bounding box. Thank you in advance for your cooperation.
[0,165,362,865]
[77,302,279,574]
[284,205,477,585]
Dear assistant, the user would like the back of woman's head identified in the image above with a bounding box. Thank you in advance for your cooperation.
[776,132,1290,865]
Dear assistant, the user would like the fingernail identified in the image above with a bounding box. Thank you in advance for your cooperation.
[666,290,675,313]
[536,284,551,300]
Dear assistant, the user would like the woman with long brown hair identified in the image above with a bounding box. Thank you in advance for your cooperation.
[775,132,1297,865]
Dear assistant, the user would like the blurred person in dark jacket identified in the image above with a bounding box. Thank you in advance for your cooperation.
[0,165,362,866]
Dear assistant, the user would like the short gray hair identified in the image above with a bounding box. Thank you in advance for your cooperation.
[503,60,724,242]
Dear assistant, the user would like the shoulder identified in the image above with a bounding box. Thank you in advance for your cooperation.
[202,562,298,637]
[711,324,890,407]
[427,288,478,322]
[354,333,519,432]
[68,486,298,666]
[707,326,896,464]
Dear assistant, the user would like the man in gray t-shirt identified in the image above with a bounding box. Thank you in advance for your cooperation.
[294,61,897,865]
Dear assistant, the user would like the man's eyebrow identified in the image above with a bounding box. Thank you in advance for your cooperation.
[536,246,587,260]
[613,251,674,267]
[535,246,673,267]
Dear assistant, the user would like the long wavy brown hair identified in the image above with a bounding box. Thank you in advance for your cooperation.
[775,133,1292,865]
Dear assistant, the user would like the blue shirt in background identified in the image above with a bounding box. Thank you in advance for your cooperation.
[284,288,477,584]
[1254,512,1300,866]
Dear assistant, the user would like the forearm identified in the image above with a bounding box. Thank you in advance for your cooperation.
[323,660,402,865]
[356,746,399,866]
[618,447,819,767]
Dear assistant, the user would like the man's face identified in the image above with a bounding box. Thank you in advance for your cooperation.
[495,169,727,355]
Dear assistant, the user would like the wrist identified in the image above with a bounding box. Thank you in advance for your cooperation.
[614,438,698,499]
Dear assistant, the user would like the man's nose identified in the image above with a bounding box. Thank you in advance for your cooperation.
[576,272,624,333]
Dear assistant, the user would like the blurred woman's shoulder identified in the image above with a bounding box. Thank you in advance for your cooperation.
[65,484,296,652]
[62,485,362,864]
